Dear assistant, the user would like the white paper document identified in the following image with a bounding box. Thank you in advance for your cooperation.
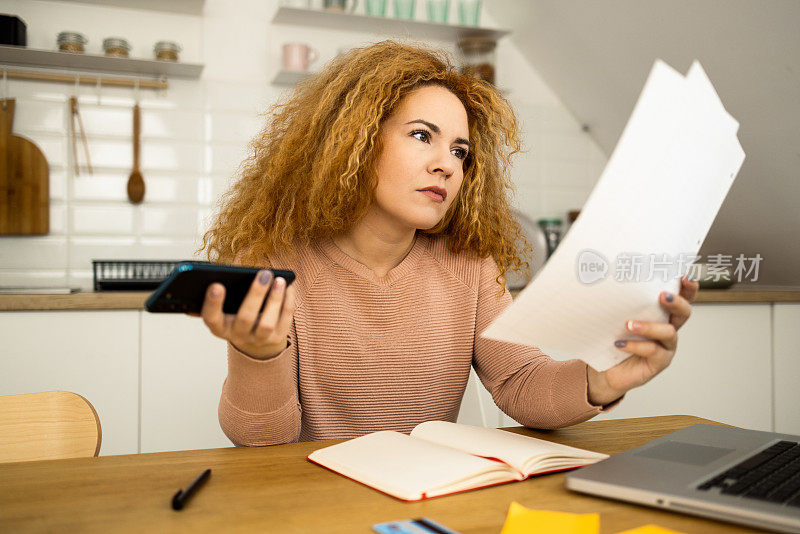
[482,60,745,372]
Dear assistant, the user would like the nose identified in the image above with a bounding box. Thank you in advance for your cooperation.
[427,146,457,179]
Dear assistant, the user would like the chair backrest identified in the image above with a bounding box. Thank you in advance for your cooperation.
[0,391,102,463]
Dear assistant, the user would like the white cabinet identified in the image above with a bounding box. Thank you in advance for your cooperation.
[457,368,505,428]
[774,304,800,435]
[140,313,230,453]
[140,315,504,450]
[494,303,775,431]
[0,301,793,455]
[590,304,773,430]
[0,311,139,456]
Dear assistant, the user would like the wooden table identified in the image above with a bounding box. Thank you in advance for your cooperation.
[0,415,762,533]
[2,287,800,311]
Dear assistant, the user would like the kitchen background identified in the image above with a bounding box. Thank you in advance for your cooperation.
[1,1,798,457]
[0,0,606,290]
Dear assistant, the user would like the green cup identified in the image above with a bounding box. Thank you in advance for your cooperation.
[457,0,481,26]
[366,0,387,16]
[426,0,449,23]
[394,0,416,19]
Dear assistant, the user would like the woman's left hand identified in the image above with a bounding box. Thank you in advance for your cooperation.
[587,275,700,406]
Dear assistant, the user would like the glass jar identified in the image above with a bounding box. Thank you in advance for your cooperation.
[57,32,87,53]
[458,37,496,85]
[103,37,131,58]
[154,41,181,62]
[537,218,563,259]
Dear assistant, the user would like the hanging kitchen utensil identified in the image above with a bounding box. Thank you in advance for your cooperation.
[0,98,49,235]
[69,96,92,176]
[126,102,144,203]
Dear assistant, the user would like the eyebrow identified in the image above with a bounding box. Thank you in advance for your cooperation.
[405,119,470,147]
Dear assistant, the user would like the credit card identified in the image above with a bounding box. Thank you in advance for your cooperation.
[372,517,460,534]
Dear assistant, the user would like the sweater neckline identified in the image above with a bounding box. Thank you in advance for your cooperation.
[320,233,428,286]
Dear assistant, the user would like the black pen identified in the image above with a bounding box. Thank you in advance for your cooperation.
[171,468,211,510]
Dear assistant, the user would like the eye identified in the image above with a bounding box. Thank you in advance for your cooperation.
[410,129,431,143]
[411,129,469,161]
[451,147,469,160]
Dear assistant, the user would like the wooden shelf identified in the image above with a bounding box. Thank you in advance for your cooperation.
[55,0,205,15]
[271,6,510,41]
[0,45,204,79]
[272,70,314,86]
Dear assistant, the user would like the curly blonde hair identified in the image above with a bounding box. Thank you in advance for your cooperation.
[201,40,529,285]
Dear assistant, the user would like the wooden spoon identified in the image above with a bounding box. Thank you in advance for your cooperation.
[126,103,144,204]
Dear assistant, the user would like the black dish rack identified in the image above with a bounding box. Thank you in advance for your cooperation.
[92,260,202,291]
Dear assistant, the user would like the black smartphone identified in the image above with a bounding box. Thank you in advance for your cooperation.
[145,262,295,315]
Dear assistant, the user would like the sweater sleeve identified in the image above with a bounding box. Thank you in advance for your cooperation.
[471,256,615,429]
[217,319,301,446]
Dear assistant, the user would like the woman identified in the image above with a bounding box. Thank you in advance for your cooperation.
[199,41,698,446]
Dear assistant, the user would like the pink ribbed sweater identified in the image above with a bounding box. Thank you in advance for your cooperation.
[218,234,608,446]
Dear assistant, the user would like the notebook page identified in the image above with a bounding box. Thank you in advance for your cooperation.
[307,431,521,501]
[483,59,745,371]
[411,421,608,475]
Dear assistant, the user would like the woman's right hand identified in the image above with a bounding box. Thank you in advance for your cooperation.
[199,270,296,360]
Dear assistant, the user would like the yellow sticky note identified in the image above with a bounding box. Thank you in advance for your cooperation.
[499,501,600,534]
[615,526,685,534]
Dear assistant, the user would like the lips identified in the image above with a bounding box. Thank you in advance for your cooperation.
[418,185,447,203]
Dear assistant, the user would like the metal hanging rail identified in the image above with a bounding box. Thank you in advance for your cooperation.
[0,65,167,90]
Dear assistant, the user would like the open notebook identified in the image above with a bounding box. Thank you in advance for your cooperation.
[307,421,608,501]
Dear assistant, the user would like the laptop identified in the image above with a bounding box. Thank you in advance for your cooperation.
[565,424,800,533]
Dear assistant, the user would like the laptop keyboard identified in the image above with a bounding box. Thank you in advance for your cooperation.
[698,440,800,506]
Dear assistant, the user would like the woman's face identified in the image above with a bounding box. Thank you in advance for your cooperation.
[371,85,470,233]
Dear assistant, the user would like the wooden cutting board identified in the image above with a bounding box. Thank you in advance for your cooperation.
[0,99,49,235]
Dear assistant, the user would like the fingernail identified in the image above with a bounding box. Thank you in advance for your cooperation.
[259,270,273,286]
[615,340,627,348]
[665,292,674,302]
[274,277,286,288]
[627,320,640,331]
[209,284,221,297]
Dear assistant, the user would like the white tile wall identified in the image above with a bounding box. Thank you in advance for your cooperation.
[12,98,65,131]
[71,206,135,235]
[0,0,607,289]
[0,237,68,270]
[0,270,68,287]
[49,204,67,234]
[68,237,137,271]
[71,173,131,201]
[541,186,594,220]
[542,160,590,187]
[209,112,262,144]
[142,108,205,141]
[138,174,204,204]
[141,206,202,237]
[49,170,68,200]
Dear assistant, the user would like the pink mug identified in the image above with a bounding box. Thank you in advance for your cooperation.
[282,43,318,72]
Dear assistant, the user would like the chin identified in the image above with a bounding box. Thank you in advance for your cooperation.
[408,211,447,231]
[416,220,441,231]
[391,204,449,231]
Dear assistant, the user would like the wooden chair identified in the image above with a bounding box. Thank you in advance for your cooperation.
[0,391,102,463]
